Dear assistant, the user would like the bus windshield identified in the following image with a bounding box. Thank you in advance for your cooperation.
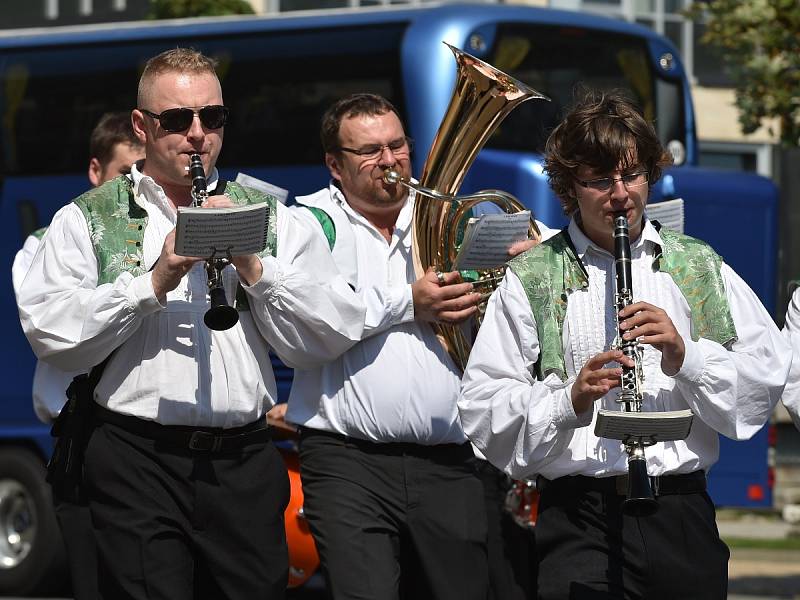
[483,23,684,155]
[0,18,684,179]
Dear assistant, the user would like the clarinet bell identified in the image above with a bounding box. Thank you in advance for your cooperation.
[204,287,239,331]
[622,456,658,517]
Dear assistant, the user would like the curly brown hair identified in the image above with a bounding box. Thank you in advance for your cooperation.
[543,88,672,215]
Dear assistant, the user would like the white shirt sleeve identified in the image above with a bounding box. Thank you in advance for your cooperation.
[290,202,414,339]
[671,263,790,440]
[17,203,164,372]
[781,288,800,430]
[12,234,42,300]
[458,269,583,479]
[243,202,366,369]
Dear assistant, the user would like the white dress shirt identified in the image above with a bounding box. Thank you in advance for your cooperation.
[781,287,800,430]
[13,233,81,422]
[459,217,790,480]
[287,183,467,445]
[17,165,365,428]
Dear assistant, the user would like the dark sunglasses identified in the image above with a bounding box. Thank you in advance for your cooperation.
[139,105,229,132]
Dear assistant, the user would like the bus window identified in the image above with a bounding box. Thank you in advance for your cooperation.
[0,23,407,178]
[480,23,685,155]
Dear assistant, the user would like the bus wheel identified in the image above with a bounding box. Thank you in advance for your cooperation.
[0,447,66,595]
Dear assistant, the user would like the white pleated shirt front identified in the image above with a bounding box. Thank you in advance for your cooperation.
[459,218,790,480]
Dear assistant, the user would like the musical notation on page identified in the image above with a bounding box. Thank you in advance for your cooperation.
[174,203,271,258]
[452,211,531,271]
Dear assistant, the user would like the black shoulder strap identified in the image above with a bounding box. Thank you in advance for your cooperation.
[216,178,228,195]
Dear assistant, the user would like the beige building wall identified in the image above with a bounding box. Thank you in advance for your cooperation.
[692,85,779,144]
[244,0,264,13]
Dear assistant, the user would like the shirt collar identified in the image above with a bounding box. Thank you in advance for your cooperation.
[130,160,221,217]
[567,213,663,261]
[328,179,416,243]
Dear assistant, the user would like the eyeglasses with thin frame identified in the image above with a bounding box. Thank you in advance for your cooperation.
[577,171,649,193]
[139,105,229,133]
[336,137,413,160]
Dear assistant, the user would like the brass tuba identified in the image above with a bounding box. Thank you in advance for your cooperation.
[384,43,549,371]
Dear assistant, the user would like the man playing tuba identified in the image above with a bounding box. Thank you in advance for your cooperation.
[287,93,489,600]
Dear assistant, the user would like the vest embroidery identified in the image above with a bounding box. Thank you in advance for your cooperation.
[508,228,737,381]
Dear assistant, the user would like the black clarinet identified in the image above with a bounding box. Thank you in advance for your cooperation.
[189,154,239,331]
[613,211,657,516]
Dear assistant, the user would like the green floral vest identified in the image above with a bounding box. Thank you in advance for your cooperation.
[72,175,278,310]
[507,227,737,381]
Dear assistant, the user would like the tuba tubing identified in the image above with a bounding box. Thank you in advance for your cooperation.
[400,42,549,371]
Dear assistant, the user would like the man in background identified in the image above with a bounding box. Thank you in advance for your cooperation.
[11,111,144,600]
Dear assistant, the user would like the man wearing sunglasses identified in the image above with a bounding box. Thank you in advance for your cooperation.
[458,89,790,599]
[18,48,365,600]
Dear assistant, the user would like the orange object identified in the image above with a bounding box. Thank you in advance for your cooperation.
[504,479,539,529]
[278,446,320,588]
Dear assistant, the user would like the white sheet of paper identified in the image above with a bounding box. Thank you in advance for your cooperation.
[452,211,531,270]
[235,172,289,205]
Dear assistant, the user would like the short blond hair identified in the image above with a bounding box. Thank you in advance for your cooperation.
[137,48,219,108]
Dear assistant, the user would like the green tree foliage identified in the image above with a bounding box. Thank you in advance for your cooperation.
[686,0,800,147]
[148,0,255,19]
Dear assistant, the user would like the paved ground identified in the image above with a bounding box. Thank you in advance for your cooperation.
[722,515,800,599]
[17,515,800,600]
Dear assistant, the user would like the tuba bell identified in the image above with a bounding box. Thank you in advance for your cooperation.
[384,43,549,371]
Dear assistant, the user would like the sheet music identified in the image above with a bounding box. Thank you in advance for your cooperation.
[646,198,684,233]
[235,172,289,205]
[452,211,531,271]
[595,409,693,443]
[174,203,270,258]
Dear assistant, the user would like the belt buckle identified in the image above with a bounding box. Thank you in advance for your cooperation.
[188,431,221,452]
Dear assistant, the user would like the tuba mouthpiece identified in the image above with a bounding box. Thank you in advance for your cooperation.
[382,168,401,185]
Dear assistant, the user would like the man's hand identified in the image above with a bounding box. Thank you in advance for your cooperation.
[412,267,482,325]
[202,194,263,285]
[618,301,685,376]
[151,229,203,303]
[266,402,299,438]
[571,349,633,415]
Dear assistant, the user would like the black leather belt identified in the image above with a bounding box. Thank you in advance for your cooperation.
[536,470,706,497]
[299,427,472,459]
[93,403,270,453]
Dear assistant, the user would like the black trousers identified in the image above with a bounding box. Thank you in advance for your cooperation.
[52,487,98,600]
[83,418,290,600]
[475,460,537,600]
[298,428,489,600]
[535,478,729,600]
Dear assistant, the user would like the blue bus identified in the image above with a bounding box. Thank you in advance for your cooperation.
[0,3,780,594]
